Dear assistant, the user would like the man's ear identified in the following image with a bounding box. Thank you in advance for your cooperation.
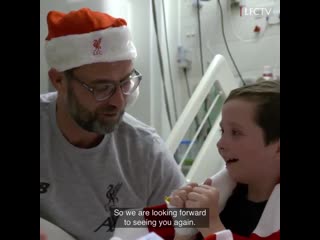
[48,68,66,92]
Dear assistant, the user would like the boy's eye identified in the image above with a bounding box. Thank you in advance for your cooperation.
[232,130,242,136]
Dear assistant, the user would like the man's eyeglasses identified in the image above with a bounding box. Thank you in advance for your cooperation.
[70,69,142,102]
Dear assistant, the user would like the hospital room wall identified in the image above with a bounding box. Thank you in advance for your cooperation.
[175,0,280,110]
[157,0,280,138]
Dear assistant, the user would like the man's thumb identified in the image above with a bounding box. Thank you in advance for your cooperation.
[203,178,212,186]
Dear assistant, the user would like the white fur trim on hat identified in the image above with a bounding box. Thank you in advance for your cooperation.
[45,26,137,72]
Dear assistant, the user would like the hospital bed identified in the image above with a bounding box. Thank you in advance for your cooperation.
[166,54,238,184]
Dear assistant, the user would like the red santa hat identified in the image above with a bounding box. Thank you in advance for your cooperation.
[44,8,137,72]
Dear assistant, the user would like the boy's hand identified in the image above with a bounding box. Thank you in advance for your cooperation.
[185,178,225,237]
[169,182,198,208]
[169,178,212,207]
[170,183,201,239]
[186,183,219,218]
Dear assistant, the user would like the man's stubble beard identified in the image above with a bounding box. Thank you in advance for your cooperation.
[67,87,125,134]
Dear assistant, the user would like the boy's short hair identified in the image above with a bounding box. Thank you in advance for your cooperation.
[225,80,280,145]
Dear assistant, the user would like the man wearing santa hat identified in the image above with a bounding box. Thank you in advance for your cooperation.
[40,8,185,240]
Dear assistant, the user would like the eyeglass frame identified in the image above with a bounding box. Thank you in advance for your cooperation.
[67,69,142,102]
